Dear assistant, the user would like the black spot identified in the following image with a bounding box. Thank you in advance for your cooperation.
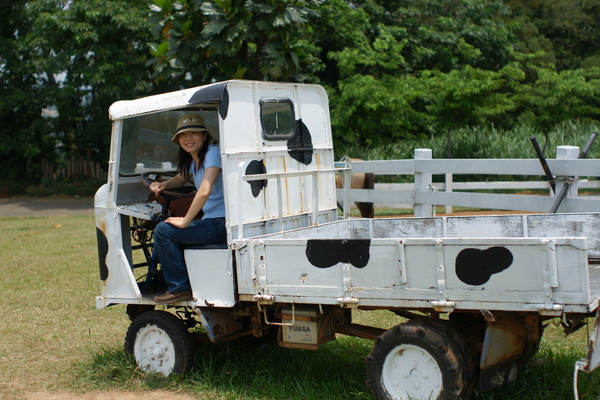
[306,239,370,269]
[455,247,513,286]
[188,83,229,120]
[218,88,229,120]
[245,160,267,197]
[288,119,313,165]
[96,228,109,281]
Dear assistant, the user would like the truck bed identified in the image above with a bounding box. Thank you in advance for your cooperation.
[235,213,600,315]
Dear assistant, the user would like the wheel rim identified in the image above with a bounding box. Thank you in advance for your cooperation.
[381,343,443,399]
[133,323,177,375]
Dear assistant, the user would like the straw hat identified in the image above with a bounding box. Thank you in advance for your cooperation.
[171,114,209,144]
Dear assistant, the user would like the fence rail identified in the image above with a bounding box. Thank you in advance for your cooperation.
[41,158,106,181]
[336,146,600,217]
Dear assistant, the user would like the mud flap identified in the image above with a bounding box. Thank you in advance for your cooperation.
[197,308,243,342]
[479,361,518,391]
[479,312,526,391]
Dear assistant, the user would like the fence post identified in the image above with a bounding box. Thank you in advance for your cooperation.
[555,145,579,199]
[445,173,453,215]
[414,149,432,217]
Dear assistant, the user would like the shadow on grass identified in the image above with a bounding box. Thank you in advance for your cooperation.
[78,335,600,400]
[78,336,374,399]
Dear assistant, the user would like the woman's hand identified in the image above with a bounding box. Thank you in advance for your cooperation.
[165,217,190,229]
[149,173,186,196]
[149,181,166,196]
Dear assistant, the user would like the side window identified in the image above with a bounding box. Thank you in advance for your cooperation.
[260,98,295,140]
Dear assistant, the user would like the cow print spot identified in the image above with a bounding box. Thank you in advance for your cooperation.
[306,239,370,269]
[245,160,267,198]
[96,228,109,281]
[288,119,313,165]
[455,246,513,286]
[188,83,229,120]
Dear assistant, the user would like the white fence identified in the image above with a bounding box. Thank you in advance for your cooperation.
[336,146,600,218]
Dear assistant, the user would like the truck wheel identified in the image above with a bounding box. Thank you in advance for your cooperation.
[366,320,471,400]
[125,310,194,376]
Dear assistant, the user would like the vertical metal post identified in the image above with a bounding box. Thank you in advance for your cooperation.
[312,171,319,225]
[277,175,284,231]
[414,149,432,218]
[237,162,245,239]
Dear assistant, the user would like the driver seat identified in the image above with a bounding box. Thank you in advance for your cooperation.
[147,193,202,219]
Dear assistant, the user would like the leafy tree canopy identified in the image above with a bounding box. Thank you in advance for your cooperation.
[1,0,600,187]
[0,0,154,181]
[147,0,324,85]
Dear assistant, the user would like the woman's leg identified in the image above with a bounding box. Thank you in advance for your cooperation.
[153,218,226,293]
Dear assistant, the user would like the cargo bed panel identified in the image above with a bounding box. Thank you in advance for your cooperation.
[236,213,600,314]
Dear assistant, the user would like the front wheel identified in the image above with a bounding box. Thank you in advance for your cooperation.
[125,310,194,376]
[366,320,472,400]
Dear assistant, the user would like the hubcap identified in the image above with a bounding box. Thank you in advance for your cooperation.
[381,343,443,399]
[134,324,176,375]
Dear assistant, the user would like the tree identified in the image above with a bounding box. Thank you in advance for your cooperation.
[0,0,154,183]
[325,0,522,149]
[514,66,600,130]
[505,0,600,70]
[147,0,323,85]
[0,1,54,182]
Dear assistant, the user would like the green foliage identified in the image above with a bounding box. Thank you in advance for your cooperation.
[355,121,599,160]
[3,0,600,191]
[506,0,600,70]
[514,66,600,130]
[324,0,600,149]
[147,0,323,84]
[0,0,154,184]
[24,177,105,197]
[0,181,28,198]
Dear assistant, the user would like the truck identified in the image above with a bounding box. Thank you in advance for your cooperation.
[95,80,600,399]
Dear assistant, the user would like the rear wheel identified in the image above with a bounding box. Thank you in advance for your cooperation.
[125,310,194,376]
[367,320,473,400]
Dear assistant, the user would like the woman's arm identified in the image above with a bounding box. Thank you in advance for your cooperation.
[165,166,220,228]
[149,172,187,197]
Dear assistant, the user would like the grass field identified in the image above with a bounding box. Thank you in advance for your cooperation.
[1,214,600,400]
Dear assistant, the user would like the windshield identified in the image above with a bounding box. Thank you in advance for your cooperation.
[118,110,218,175]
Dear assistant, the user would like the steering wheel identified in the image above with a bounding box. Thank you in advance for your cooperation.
[140,171,197,198]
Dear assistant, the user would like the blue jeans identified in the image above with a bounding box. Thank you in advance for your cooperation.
[153,217,226,293]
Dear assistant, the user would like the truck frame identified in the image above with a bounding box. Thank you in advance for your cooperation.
[95,80,600,399]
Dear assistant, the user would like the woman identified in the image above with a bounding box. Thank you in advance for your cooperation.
[149,114,226,304]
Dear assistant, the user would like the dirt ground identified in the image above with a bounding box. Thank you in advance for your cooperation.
[0,196,95,217]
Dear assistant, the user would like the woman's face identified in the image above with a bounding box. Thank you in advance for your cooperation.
[178,131,206,154]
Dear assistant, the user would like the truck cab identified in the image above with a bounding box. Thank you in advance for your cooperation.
[95,80,337,309]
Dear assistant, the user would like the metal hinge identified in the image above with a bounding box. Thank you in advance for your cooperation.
[337,297,359,308]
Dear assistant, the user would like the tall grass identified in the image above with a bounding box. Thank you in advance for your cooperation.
[336,121,600,184]
[340,120,600,161]
[1,215,600,399]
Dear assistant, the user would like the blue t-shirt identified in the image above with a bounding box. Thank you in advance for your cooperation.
[190,144,225,219]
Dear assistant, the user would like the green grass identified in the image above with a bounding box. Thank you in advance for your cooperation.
[0,215,131,398]
[1,215,600,399]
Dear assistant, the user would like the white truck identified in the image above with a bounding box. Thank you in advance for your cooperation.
[95,80,600,400]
